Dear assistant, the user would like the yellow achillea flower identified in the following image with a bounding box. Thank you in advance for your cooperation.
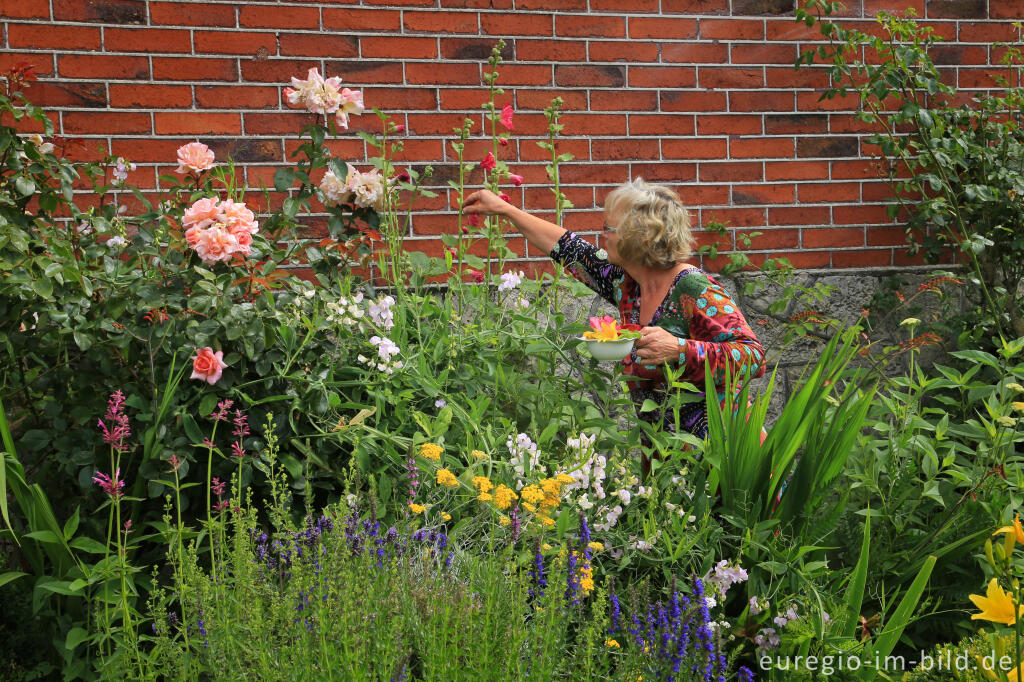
[522,502,536,513]
[521,484,544,504]
[472,476,493,493]
[995,515,1024,546]
[539,515,554,526]
[997,416,1017,428]
[471,449,487,460]
[541,494,559,509]
[436,469,459,487]
[556,473,575,485]
[499,516,510,526]
[542,543,552,551]
[494,484,517,510]
[588,541,604,552]
[1008,383,1024,393]
[409,503,426,514]
[420,443,443,460]
[540,478,562,496]
[571,550,594,593]
[442,512,451,521]
[478,492,494,502]
[969,578,1024,625]
[605,639,620,649]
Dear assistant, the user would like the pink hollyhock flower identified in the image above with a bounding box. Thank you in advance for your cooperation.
[500,104,514,130]
[498,193,511,203]
[175,142,215,174]
[335,87,364,129]
[183,197,220,231]
[191,347,228,385]
[480,152,496,170]
[193,225,239,264]
[466,213,482,227]
[93,469,125,499]
[508,173,524,187]
[468,269,485,284]
[393,124,405,133]
[499,137,509,147]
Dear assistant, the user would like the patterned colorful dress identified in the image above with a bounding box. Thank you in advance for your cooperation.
[550,231,766,438]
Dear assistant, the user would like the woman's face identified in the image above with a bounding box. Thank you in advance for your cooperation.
[602,206,623,265]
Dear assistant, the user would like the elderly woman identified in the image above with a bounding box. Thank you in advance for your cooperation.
[462,178,765,446]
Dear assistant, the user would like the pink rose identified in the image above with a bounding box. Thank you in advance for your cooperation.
[480,152,496,170]
[220,198,259,236]
[335,87,365,129]
[175,142,215,174]
[183,197,220,231]
[191,347,227,385]
[193,225,239,265]
[508,173,524,187]
[500,104,514,131]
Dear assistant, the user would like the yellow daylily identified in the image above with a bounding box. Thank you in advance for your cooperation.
[995,515,1024,546]
[969,578,1024,625]
[584,315,620,341]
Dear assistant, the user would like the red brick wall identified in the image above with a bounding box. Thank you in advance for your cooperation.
[3,0,1019,272]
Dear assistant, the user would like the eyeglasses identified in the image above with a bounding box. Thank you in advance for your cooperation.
[602,222,617,234]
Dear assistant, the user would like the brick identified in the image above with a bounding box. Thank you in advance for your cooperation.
[765,18,822,41]
[525,186,592,211]
[110,137,186,161]
[628,17,697,39]
[440,38,514,61]
[326,60,403,84]
[729,91,794,112]
[149,1,234,26]
[730,137,794,158]
[700,67,764,89]
[731,43,796,65]
[555,65,625,88]
[363,0,434,5]
[733,0,796,14]
[769,206,830,226]
[829,114,877,134]
[764,113,827,134]
[53,0,145,23]
[196,85,278,109]
[833,204,893,225]
[700,18,764,40]
[662,42,729,64]
[932,45,987,66]
[592,138,659,160]
[766,66,829,89]
[926,0,985,18]
[992,2,1024,20]
[697,115,762,135]
[63,111,150,134]
[493,64,551,86]
[109,83,191,108]
[323,8,400,31]
[797,137,859,157]
[104,27,192,53]
[589,41,659,62]
[154,112,241,135]
[441,0,514,8]
[735,228,799,249]
[8,24,99,50]
[591,90,658,111]
[732,183,795,204]
[663,138,728,160]
[556,14,625,37]
[629,114,696,136]
[60,54,149,80]
[866,226,908,246]
[403,10,478,33]
[700,161,763,182]
[680,184,728,205]
[361,36,437,59]
[661,90,727,112]
[831,159,880,180]
[517,0,584,8]
[592,0,658,9]
[366,87,438,110]
[284,138,365,162]
[702,207,765,227]
[959,69,1013,89]
[481,12,552,36]
[799,182,860,203]
[30,81,107,108]
[516,89,587,111]
[516,39,585,62]
[628,66,696,89]
[242,59,318,83]
[832,249,892,267]
[239,5,319,30]
[663,0,729,13]
[765,160,828,180]
[561,162,632,184]
[767,250,831,268]
[560,113,628,136]
[405,112,476,136]
[438,88,495,111]
[154,57,238,82]
[407,62,481,85]
[797,90,859,111]
[193,30,277,56]
[1,0,50,18]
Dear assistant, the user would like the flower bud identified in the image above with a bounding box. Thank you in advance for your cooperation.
[986,538,996,569]
[1005,530,1016,563]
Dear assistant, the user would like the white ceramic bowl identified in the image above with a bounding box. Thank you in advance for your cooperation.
[578,337,634,361]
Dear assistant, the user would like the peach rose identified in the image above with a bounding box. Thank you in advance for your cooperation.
[193,225,239,264]
[220,199,259,235]
[183,197,220,231]
[191,347,227,385]
[175,142,215,174]
[184,225,203,246]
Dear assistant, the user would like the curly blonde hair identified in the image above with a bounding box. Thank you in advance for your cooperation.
[604,178,694,269]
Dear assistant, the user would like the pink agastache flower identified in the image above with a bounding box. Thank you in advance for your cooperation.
[175,142,215,174]
[93,469,125,499]
[508,173,524,187]
[211,398,234,422]
[232,409,250,438]
[500,104,514,131]
[480,152,496,171]
[211,477,226,496]
[98,390,131,452]
[191,347,227,385]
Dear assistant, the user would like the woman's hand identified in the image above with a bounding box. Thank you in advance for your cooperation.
[634,326,683,365]
[463,189,511,217]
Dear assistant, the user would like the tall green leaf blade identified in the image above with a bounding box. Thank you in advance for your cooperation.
[841,512,870,639]
[871,555,936,662]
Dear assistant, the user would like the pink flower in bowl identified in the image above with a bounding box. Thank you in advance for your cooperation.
[191,347,227,385]
[175,142,215,174]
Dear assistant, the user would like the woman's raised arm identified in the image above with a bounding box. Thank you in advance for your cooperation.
[462,189,566,254]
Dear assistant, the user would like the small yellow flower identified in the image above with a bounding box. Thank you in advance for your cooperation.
[969,578,1024,625]
[605,639,620,649]
[541,493,559,509]
[542,543,552,551]
[588,541,604,552]
[539,515,554,526]
[996,416,1018,428]
[471,449,487,460]
[409,503,426,514]
[540,477,562,496]
[995,515,1024,546]
[499,515,510,526]
[472,476,493,493]
[521,484,544,504]
[478,492,493,502]
[420,443,443,460]
[436,469,459,487]
[556,473,575,485]
[494,484,517,510]
[1007,383,1024,393]
[522,502,536,513]
[900,317,921,327]
[1013,401,1024,413]
[441,512,451,521]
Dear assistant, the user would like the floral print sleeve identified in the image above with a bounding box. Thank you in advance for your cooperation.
[549,231,625,307]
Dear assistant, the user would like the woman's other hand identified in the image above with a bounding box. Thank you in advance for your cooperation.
[634,326,682,365]
[463,189,510,217]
